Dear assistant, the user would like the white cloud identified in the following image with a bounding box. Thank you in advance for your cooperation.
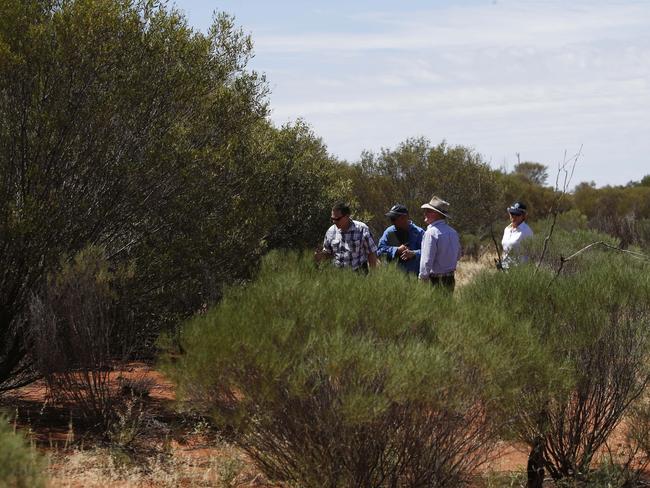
[254,2,650,54]
[247,0,650,185]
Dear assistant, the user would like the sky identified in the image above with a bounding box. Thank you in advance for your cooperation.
[174,0,650,187]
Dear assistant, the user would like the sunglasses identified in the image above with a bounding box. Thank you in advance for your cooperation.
[331,215,345,222]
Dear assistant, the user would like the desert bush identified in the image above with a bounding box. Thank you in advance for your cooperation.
[598,394,650,487]
[523,224,619,273]
[0,414,45,488]
[163,252,515,487]
[0,0,272,389]
[0,0,347,391]
[588,215,650,253]
[461,252,650,484]
[28,246,138,430]
[351,138,502,238]
[461,233,483,260]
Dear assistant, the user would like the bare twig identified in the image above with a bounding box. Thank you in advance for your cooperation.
[555,241,650,277]
[536,145,582,271]
[489,223,503,270]
[545,241,650,291]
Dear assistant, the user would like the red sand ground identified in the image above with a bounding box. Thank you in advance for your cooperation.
[0,364,588,487]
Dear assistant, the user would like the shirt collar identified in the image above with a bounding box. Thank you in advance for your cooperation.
[340,220,357,233]
[430,219,447,229]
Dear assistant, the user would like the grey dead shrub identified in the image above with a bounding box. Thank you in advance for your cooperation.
[28,246,139,432]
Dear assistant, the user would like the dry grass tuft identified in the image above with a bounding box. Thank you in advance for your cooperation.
[47,439,271,488]
[456,253,495,288]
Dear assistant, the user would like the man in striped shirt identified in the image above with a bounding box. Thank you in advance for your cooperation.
[315,202,379,272]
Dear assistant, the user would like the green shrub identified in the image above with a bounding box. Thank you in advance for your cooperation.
[460,251,650,483]
[163,252,509,487]
[164,242,650,486]
[522,224,619,273]
[632,218,650,251]
[0,414,45,488]
[460,233,483,260]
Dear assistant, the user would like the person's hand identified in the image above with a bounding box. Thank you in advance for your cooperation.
[397,244,409,258]
[400,249,415,261]
[314,249,330,263]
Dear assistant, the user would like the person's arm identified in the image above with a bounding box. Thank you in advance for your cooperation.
[419,231,437,280]
[368,251,379,268]
[366,229,380,269]
[315,232,333,263]
[412,226,425,258]
[377,229,398,260]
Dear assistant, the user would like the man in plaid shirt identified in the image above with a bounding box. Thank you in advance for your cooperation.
[315,202,379,271]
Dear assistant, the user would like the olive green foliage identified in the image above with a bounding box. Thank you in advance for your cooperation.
[461,244,650,482]
[0,0,341,390]
[259,120,349,251]
[495,168,562,221]
[164,234,650,485]
[573,179,650,249]
[525,219,619,273]
[351,138,501,237]
[513,162,549,187]
[574,180,650,221]
[163,253,519,487]
[0,414,45,488]
[0,0,264,386]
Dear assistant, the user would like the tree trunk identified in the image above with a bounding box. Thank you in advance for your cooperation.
[527,437,545,488]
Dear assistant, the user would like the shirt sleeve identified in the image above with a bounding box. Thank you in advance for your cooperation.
[365,228,378,254]
[377,229,398,259]
[412,226,425,257]
[322,230,333,254]
[419,230,436,280]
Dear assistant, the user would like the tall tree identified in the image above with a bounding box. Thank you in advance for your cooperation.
[0,0,269,390]
[514,162,549,187]
[351,138,501,238]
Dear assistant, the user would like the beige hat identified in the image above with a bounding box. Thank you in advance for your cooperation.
[421,195,450,218]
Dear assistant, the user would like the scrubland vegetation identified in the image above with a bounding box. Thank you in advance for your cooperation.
[2,1,650,486]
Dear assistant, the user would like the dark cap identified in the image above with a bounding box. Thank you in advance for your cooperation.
[507,201,527,216]
[385,204,409,219]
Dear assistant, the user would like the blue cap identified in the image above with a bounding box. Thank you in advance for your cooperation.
[507,201,527,216]
[386,204,408,219]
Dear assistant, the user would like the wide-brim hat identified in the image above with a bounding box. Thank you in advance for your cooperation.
[385,204,409,219]
[421,196,450,218]
[507,201,527,216]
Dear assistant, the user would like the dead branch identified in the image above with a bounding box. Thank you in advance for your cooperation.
[536,145,582,271]
[554,241,650,277]
[490,223,504,270]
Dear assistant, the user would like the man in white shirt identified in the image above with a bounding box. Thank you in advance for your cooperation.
[501,201,534,268]
[418,196,461,291]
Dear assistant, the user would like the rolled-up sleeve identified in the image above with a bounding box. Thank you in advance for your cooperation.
[322,229,333,253]
[365,228,378,255]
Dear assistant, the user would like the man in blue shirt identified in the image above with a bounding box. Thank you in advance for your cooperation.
[419,196,461,291]
[377,204,425,275]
